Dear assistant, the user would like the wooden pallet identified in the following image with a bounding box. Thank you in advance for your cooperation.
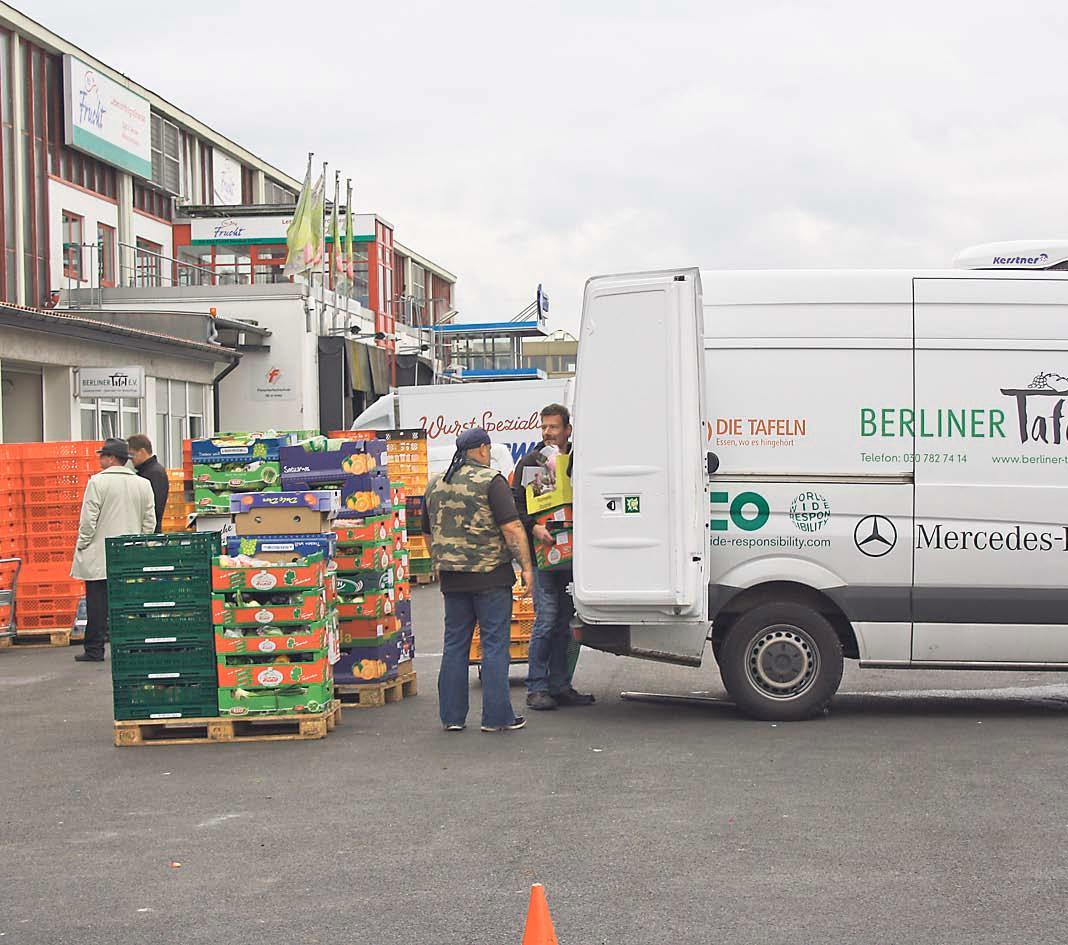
[336,671,418,708]
[412,572,436,585]
[113,700,342,747]
[0,627,72,648]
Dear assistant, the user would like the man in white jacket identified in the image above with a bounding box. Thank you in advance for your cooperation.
[71,438,156,662]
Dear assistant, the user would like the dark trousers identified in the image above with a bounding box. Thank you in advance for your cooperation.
[84,580,109,658]
[527,568,575,695]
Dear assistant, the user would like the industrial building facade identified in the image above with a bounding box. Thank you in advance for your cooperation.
[0,2,456,443]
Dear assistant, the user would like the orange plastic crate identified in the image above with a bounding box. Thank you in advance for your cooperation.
[17,593,81,617]
[16,611,77,630]
[20,578,83,598]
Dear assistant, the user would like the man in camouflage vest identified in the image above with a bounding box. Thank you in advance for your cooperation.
[423,427,535,732]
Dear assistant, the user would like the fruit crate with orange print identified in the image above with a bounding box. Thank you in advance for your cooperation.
[214,621,330,655]
[336,591,394,621]
[334,543,394,573]
[333,515,392,546]
[210,589,327,627]
[210,554,328,592]
[339,615,398,646]
[216,652,331,689]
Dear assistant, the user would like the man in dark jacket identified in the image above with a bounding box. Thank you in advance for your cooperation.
[512,404,594,711]
[128,434,169,533]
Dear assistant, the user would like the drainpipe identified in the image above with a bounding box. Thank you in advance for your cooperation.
[212,355,241,432]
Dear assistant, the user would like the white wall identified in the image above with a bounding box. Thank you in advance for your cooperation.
[0,367,43,442]
[131,210,174,266]
[48,179,120,294]
[0,325,217,444]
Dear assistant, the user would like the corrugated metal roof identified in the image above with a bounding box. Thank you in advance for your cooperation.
[0,303,236,360]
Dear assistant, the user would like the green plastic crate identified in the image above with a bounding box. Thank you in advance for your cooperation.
[217,681,334,717]
[108,604,213,642]
[113,676,219,721]
[409,557,434,575]
[111,641,216,680]
[106,533,220,577]
[109,572,212,608]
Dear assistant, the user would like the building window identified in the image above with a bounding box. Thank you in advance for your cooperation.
[135,237,163,287]
[253,247,289,284]
[241,166,254,204]
[20,41,52,306]
[150,113,181,195]
[79,397,143,441]
[134,182,173,221]
[353,246,370,307]
[200,147,213,205]
[156,379,205,467]
[264,180,295,205]
[62,210,83,280]
[97,222,116,286]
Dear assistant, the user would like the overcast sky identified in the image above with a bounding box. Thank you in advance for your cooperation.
[25,0,1068,332]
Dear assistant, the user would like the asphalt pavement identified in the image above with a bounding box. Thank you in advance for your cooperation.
[2,586,1068,944]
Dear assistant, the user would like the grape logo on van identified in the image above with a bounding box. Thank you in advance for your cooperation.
[1000,373,1068,444]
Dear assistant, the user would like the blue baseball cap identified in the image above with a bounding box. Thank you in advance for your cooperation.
[456,427,491,451]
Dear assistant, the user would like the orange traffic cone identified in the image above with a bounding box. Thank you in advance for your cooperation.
[521,883,559,945]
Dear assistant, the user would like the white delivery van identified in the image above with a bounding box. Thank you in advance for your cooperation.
[571,242,1068,720]
[352,378,571,477]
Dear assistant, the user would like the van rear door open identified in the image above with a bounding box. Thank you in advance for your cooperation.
[572,270,709,633]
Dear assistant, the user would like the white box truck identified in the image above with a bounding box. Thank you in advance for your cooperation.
[571,242,1068,719]
[352,378,571,478]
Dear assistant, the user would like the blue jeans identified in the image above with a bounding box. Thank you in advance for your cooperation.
[526,568,574,695]
[439,587,517,729]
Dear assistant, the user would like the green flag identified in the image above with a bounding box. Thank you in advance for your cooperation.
[284,158,324,278]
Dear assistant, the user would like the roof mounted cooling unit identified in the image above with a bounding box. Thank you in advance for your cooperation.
[954,240,1068,270]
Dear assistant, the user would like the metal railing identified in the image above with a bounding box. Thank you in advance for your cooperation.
[117,241,219,289]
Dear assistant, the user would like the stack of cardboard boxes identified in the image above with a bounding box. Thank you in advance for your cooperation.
[326,440,402,686]
[215,491,342,716]
[191,434,290,517]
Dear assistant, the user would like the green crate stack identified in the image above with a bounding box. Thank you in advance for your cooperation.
[106,532,220,721]
[213,564,335,717]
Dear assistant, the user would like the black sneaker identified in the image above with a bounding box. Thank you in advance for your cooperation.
[482,716,527,732]
[526,691,558,711]
[74,653,105,662]
[553,687,595,706]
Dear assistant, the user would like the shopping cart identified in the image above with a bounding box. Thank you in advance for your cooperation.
[0,557,22,641]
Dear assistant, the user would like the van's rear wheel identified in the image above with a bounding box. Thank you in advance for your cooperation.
[719,601,843,721]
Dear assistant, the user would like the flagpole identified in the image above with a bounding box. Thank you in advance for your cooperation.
[319,160,328,333]
[345,178,352,330]
[332,170,340,331]
[300,152,313,334]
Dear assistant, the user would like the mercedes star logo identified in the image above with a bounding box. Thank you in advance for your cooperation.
[854,515,897,557]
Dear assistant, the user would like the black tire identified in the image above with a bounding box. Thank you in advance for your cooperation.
[718,601,843,721]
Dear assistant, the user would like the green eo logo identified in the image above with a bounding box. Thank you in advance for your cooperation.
[711,491,770,532]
